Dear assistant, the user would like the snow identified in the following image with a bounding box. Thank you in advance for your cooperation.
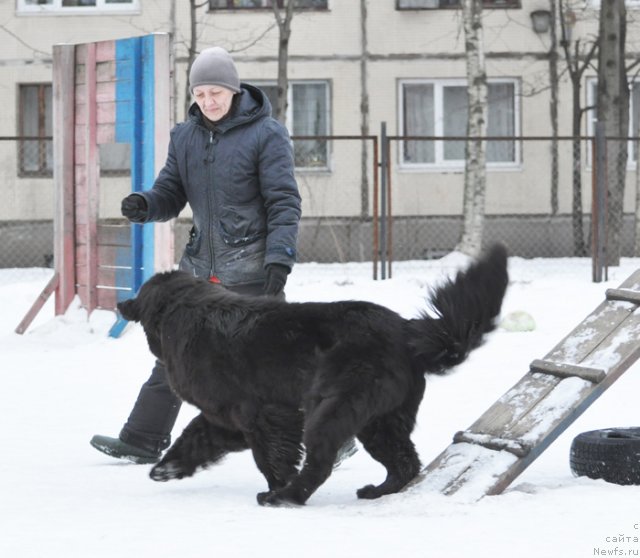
[2,255,640,558]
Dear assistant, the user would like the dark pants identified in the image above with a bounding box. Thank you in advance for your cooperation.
[120,281,267,452]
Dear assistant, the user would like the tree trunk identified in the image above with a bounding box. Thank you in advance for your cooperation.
[272,0,295,125]
[634,99,640,255]
[184,0,199,120]
[360,0,370,219]
[457,0,487,257]
[571,68,587,256]
[597,0,629,266]
[549,0,559,216]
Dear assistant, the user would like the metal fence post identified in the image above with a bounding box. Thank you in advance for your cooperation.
[379,122,388,280]
[592,121,608,283]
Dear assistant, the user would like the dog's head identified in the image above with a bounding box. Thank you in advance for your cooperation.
[117,270,200,360]
[117,298,140,322]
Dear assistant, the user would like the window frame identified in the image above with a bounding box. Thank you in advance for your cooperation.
[17,0,140,16]
[586,76,640,168]
[250,79,332,171]
[398,77,521,170]
[18,83,53,178]
[396,0,520,10]
[584,0,640,9]
[208,0,328,11]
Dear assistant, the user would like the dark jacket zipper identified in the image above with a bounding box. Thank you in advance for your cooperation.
[207,130,216,278]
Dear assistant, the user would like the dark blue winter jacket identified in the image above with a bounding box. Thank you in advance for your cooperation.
[136,83,301,288]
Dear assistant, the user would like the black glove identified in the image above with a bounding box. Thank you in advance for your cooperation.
[264,264,290,297]
[121,194,148,223]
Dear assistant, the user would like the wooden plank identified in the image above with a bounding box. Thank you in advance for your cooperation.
[97,101,117,125]
[417,268,640,499]
[152,33,175,273]
[606,287,640,304]
[579,310,640,371]
[97,123,116,145]
[452,431,531,457]
[95,39,115,62]
[75,101,87,125]
[15,273,60,334]
[466,307,640,442]
[529,359,606,383]
[504,376,592,442]
[544,299,635,365]
[420,443,519,499]
[82,42,99,313]
[96,81,115,104]
[96,60,116,82]
[465,371,559,438]
[52,44,76,316]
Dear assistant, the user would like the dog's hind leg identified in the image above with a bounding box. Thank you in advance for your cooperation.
[245,404,304,491]
[257,396,353,506]
[150,413,247,482]
[356,377,425,499]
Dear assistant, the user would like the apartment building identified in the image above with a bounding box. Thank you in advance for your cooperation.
[3,1,640,264]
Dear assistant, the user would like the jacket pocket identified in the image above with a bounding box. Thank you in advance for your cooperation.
[217,204,266,247]
[184,225,202,256]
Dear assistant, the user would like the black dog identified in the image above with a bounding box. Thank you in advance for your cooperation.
[117,244,508,506]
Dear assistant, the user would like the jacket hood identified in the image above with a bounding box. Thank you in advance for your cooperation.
[188,82,272,133]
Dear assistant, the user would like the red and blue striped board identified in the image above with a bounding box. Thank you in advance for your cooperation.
[49,34,173,337]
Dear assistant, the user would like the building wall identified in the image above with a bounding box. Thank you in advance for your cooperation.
[1,1,640,225]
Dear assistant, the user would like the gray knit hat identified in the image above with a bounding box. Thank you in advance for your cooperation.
[189,47,241,94]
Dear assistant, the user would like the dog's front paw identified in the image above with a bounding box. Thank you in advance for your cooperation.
[256,488,304,507]
[150,460,190,482]
[356,483,384,499]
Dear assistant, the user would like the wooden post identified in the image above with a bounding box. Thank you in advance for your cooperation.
[152,33,175,273]
[52,44,76,316]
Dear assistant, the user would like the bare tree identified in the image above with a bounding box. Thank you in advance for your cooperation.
[271,0,296,125]
[634,91,640,255]
[457,0,487,257]
[184,0,209,119]
[597,0,629,266]
[559,1,598,257]
[549,0,560,217]
[183,1,276,120]
[360,0,370,219]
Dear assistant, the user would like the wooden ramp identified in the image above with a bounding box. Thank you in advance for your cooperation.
[415,268,640,500]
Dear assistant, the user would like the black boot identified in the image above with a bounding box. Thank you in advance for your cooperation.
[90,433,167,464]
[91,361,181,464]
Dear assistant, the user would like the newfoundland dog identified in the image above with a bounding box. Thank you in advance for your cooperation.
[117,244,508,506]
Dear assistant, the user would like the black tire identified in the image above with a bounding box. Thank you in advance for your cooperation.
[570,428,640,486]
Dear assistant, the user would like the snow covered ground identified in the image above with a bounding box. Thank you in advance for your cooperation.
[2,254,639,558]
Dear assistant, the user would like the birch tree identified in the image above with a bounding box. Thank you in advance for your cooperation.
[597,0,628,266]
[271,0,296,125]
[457,0,487,256]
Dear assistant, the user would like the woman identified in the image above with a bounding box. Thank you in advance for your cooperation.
[90,46,301,463]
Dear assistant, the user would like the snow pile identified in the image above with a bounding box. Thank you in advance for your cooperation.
[2,254,640,558]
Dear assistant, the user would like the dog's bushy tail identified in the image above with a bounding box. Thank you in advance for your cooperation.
[406,243,508,375]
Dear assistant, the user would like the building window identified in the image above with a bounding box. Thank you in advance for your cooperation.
[397,0,520,8]
[209,0,327,9]
[587,78,640,166]
[19,84,131,177]
[19,84,52,177]
[400,78,519,168]
[585,1,640,8]
[253,81,330,169]
[17,0,139,14]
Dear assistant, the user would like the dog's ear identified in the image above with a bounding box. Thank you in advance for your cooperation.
[117,299,140,322]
